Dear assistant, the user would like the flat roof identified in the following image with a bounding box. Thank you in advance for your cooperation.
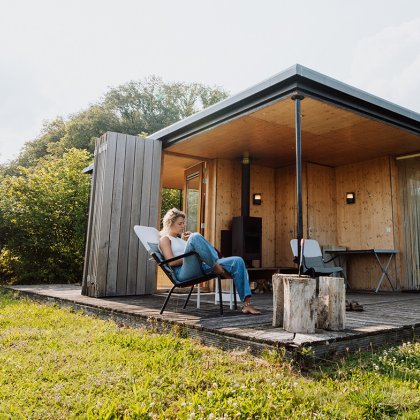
[148,64,420,148]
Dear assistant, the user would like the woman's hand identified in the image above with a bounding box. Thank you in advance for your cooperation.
[182,231,192,241]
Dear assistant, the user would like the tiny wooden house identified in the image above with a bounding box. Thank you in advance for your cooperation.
[82,65,420,297]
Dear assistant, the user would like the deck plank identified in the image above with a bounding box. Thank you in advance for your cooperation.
[7,285,420,358]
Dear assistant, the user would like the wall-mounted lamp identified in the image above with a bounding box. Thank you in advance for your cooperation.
[253,193,262,205]
[346,192,355,204]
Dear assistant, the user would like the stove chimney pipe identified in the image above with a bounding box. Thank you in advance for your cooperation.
[241,151,250,217]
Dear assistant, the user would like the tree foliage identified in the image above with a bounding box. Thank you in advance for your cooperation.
[6,76,228,172]
[161,188,183,226]
[0,76,228,284]
[0,149,91,283]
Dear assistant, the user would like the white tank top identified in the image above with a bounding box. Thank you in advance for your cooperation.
[159,235,186,257]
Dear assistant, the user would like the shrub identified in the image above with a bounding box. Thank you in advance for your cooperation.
[0,149,91,284]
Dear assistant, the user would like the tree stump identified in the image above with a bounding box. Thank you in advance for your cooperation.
[317,276,346,330]
[283,275,317,333]
[272,274,286,327]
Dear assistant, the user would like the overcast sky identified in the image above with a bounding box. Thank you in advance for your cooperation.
[1,0,420,163]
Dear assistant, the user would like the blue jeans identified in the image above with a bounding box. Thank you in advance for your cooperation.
[173,233,252,302]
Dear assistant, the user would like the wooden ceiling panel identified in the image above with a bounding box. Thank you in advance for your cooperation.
[161,153,202,189]
[165,96,420,168]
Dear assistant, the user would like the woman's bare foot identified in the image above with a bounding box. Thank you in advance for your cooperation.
[212,263,230,279]
[241,302,262,315]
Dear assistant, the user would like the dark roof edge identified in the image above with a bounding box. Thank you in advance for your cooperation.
[147,64,420,146]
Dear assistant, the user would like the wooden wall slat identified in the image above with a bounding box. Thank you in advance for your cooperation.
[336,156,396,290]
[92,136,107,291]
[214,159,241,249]
[127,137,145,295]
[137,139,154,295]
[106,134,127,296]
[275,165,296,267]
[250,165,276,266]
[95,133,118,297]
[116,134,136,295]
[307,163,337,246]
[144,140,162,294]
[82,137,101,295]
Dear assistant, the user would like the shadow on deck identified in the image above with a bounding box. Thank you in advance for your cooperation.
[6,284,420,359]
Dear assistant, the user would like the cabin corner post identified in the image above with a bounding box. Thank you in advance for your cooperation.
[292,93,305,266]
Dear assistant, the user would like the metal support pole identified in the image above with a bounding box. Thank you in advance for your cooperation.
[292,94,304,273]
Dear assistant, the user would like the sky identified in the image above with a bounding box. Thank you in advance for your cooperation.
[1,0,420,163]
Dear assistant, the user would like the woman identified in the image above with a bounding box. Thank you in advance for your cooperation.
[159,208,261,315]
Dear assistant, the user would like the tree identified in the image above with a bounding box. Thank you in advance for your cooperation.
[0,149,91,283]
[2,118,67,176]
[0,75,228,284]
[102,76,228,136]
[161,188,183,225]
[4,76,228,170]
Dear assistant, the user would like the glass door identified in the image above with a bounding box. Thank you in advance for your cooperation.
[184,162,206,235]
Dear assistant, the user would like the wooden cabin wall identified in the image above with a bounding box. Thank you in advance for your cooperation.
[275,163,336,266]
[213,159,241,249]
[212,159,276,267]
[336,156,398,290]
[83,132,161,297]
[275,165,299,267]
[306,163,337,246]
[250,165,276,266]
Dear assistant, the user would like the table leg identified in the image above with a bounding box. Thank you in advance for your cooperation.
[338,255,350,288]
[374,253,395,293]
[328,254,349,288]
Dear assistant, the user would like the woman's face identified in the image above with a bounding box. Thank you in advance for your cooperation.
[171,216,185,235]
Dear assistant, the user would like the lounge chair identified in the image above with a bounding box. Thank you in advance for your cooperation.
[134,225,233,315]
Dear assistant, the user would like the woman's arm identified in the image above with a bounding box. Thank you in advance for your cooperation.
[159,236,183,267]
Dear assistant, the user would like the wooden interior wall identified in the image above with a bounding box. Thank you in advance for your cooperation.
[307,163,337,246]
[212,159,276,267]
[275,163,308,267]
[158,153,405,291]
[213,159,241,249]
[275,165,299,267]
[275,163,336,266]
[336,156,397,290]
[250,165,276,266]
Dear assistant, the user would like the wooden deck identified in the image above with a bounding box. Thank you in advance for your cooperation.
[6,284,420,359]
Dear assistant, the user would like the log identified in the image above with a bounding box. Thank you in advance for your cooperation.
[272,274,285,327]
[283,275,317,333]
[317,276,346,330]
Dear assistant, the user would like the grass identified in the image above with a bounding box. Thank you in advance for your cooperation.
[1,288,420,419]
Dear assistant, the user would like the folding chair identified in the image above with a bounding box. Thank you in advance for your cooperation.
[134,225,229,315]
[290,239,343,278]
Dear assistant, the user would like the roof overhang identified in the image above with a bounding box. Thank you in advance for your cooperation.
[153,64,420,185]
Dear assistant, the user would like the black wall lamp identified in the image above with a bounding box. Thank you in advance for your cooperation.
[346,192,356,204]
[253,193,262,205]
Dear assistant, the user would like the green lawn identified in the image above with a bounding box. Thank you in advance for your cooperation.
[1,288,419,419]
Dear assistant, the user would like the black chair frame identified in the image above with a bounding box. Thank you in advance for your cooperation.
[152,250,237,315]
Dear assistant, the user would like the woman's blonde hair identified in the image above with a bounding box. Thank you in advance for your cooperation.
[160,208,186,235]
